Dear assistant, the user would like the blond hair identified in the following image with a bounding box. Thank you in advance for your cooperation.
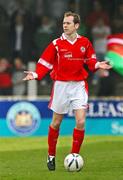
[64,11,80,24]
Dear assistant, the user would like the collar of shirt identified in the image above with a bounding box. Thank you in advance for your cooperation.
[61,33,81,45]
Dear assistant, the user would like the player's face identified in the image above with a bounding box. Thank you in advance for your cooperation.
[63,16,79,35]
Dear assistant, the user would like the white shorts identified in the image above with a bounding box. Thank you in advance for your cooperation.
[48,81,88,114]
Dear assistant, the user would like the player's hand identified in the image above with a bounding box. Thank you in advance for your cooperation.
[23,71,38,81]
[98,61,112,70]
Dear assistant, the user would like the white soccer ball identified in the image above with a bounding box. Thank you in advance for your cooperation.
[64,153,84,172]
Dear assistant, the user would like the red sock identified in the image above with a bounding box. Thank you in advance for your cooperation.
[48,126,59,156]
[71,128,85,154]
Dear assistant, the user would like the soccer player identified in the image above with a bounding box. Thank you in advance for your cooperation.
[23,12,112,171]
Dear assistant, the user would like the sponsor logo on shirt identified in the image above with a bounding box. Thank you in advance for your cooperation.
[64,52,73,58]
[60,49,68,52]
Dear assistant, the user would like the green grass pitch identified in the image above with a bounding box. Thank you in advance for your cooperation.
[0,136,123,180]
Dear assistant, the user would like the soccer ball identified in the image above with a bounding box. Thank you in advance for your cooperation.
[64,153,84,172]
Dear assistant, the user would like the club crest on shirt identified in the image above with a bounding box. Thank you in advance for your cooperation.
[80,46,86,52]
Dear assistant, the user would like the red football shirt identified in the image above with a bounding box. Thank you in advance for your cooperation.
[36,33,97,81]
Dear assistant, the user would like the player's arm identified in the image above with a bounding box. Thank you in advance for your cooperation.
[85,40,112,71]
[95,60,112,70]
[23,42,57,81]
[23,71,38,81]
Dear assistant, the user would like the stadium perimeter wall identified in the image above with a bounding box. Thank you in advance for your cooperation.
[0,97,123,137]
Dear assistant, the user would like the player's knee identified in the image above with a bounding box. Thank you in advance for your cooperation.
[51,120,61,130]
[76,119,85,129]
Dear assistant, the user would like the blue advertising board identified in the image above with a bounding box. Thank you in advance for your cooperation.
[0,98,123,136]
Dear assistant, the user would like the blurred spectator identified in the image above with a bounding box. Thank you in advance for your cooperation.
[0,5,9,25]
[97,70,116,96]
[34,15,55,86]
[10,0,33,27]
[9,13,33,64]
[68,0,76,12]
[0,5,10,57]
[86,0,110,28]
[6,0,19,18]
[46,0,68,19]
[0,57,12,96]
[35,0,44,17]
[91,18,111,60]
[34,15,55,57]
[77,22,87,36]
[54,19,63,37]
[12,57,26,95]
[91,18,111,85]
[111,3,123,33]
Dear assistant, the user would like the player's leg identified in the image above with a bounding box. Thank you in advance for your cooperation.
[69,81,88,154]
[71,109,86,154]
[47,112,64,170]
[48,112,64,156]
[47,81,69,170]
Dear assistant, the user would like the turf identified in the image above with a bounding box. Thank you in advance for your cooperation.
[0,136,123,180]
